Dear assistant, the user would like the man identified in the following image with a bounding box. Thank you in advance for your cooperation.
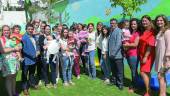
[21,23,38,95]
[108,18,124,90]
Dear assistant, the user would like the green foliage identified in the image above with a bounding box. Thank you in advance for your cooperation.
[110,0,147,18]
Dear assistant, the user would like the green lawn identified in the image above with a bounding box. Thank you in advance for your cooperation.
[0,65,170,96]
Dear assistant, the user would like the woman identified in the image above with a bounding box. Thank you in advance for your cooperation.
[78,23,87,73]
[86,23,96,79]
[155,14,170,96]
[100,25,110,84]
[42,25,57,88]
[138,15,155,96]
[60,28,75,86]
[96,22,103,63]
[0,25,21,96]
[123,18,140,92]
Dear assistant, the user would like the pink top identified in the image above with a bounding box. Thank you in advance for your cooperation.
[126,31,139,57]
[78,31,89,43]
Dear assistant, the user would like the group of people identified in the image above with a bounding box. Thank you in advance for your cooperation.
[0,14,170,96]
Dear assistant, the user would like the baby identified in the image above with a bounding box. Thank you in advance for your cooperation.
[44,35,59,63]
[122,20,131,52]
[78,30,89,56]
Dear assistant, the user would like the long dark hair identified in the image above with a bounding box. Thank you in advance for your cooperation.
[61,28,69,39]
[97,22,103,36]
[129,18,141,34]
[155,14,170,35]
[101,25,110,39]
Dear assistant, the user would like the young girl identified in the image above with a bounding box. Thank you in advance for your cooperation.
[86,23,96,79]
[78,29,89,56]
[122,20,131,51]
[100,25,111,84]
[60,28,75,86]
[10,25,22,61]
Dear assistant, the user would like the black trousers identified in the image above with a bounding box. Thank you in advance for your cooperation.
[22,64,36,90]
[109,56,124,87]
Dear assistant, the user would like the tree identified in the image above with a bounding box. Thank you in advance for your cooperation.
[24,0,32,22]
[110,0,147,19]
[41,0,69,24]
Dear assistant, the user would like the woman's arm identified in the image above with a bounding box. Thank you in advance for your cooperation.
[142,46,151,64]
[0,42,20,54]
[123,36,139,48]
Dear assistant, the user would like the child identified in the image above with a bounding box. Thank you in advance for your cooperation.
[59,29,75,86]
[44,35,59,64]
[78,30,89,56]
[122,20,131,52]
[10,25,23,61]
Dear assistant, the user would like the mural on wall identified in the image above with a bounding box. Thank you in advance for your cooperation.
[48,0,170,25]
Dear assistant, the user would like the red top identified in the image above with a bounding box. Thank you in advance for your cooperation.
[126,31,139,57]
[138,29,155,72]
[11,33,22,44]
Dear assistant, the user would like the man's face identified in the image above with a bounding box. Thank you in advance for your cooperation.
[110,20,117,29]
[26,27,34,35]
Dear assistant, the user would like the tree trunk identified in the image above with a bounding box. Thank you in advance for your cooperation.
[59,12,62,24]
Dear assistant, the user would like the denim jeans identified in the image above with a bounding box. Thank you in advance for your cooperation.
[87,50,96,79]
[62,56,74,82]
[127,56,138,88]
[42,55,57,85]
[100,54,111,79]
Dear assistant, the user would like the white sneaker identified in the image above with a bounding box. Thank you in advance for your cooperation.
[77,75,80,79]
[38,80,42,86]
[68,81,75,85]
[63,82,69,86]
[56,78,59,83]
[104,79,110,84]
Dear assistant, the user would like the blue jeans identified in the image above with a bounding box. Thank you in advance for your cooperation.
[127,56,138,88]
[62,56,74,82]
[100,54,111,79]
[87,50,96,79]
[42,55,57,85]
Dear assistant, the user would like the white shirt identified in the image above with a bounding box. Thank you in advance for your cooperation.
[101,37,108,54]
[87,32,96,51]
[96,34,102,49]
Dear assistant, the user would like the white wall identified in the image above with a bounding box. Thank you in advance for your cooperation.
[0,11,26,26]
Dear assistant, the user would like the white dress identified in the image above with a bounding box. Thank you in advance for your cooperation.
[155,29,170,72]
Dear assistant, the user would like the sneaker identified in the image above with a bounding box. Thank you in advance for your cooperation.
[77,75,80,79]
[104,79,110,84]
[32,85,39,90]
[45,84,51,88]
[56,78,59,83]
[63,82,69,86]
[38,80,42,86]
[53,84,57,89]
[68,81,75,85]
[23,89,29,96]
[128,88,134,93]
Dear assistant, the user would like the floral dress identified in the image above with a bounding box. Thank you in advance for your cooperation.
[1,39,20,77]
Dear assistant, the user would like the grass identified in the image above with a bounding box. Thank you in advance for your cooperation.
[0,65,170,96]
